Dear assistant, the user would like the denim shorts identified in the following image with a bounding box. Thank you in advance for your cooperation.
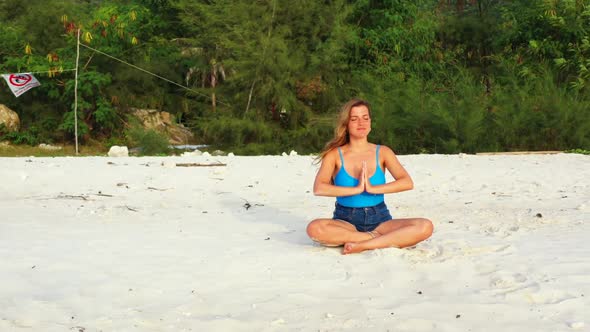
[332,202,393,232]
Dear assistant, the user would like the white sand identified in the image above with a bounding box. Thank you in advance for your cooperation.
[0,153,588,331]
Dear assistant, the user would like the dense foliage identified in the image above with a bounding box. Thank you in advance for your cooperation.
[1,0,589,154]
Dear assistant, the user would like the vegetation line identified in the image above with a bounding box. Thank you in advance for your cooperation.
[1,1,588,155]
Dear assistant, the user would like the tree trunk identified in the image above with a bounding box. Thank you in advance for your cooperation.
[244,0,275,117]
[210,66,217,111]
[245,80,256,116]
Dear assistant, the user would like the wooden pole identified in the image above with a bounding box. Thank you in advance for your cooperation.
[74,29,81,155]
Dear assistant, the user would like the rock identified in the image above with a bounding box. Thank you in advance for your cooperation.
[289,150,298,156]
[202,151,211,157]
[131,108,194,145]
[228,152,235,157]
[108,145,129,157]
[211,150,226,156]
[38,143,62,151]
[181,149,203,157]
[0,104,20,132]
[568,321,584,329]
[281,152,288,156]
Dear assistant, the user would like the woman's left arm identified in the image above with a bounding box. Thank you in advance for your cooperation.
[365,146,414,194]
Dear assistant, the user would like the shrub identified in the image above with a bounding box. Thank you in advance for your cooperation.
[126,126,170,156]
[0,126,41,146]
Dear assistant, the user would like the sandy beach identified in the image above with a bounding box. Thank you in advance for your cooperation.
[0,153,588,331]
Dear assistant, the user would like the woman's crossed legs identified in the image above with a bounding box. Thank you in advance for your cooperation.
[306,217,433,254]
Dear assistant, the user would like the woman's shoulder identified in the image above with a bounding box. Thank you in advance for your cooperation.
[377,144,396,156]
[328,144,347,154]
[322,146,342,162]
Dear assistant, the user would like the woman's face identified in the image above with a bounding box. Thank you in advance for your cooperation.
[347,105,371,138]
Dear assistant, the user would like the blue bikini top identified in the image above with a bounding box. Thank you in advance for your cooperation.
[334,145,386,207]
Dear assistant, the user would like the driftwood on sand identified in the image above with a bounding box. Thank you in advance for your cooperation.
[175,162,226,167]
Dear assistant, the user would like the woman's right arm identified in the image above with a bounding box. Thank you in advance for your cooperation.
[313,149,364,197]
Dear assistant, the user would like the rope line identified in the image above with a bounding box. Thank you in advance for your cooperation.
[80,43,228,106]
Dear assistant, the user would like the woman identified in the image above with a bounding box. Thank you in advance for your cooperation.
[307,98,433,254]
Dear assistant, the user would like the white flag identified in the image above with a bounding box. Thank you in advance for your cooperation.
[2,73,41,97]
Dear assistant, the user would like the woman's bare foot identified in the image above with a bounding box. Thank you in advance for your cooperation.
[342,242,367,254]
[341,231,378,254]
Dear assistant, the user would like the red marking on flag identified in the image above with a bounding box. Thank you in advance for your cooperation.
[9,74,33,87]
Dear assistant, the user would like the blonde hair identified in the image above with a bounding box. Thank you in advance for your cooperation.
[316,98,371,162]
